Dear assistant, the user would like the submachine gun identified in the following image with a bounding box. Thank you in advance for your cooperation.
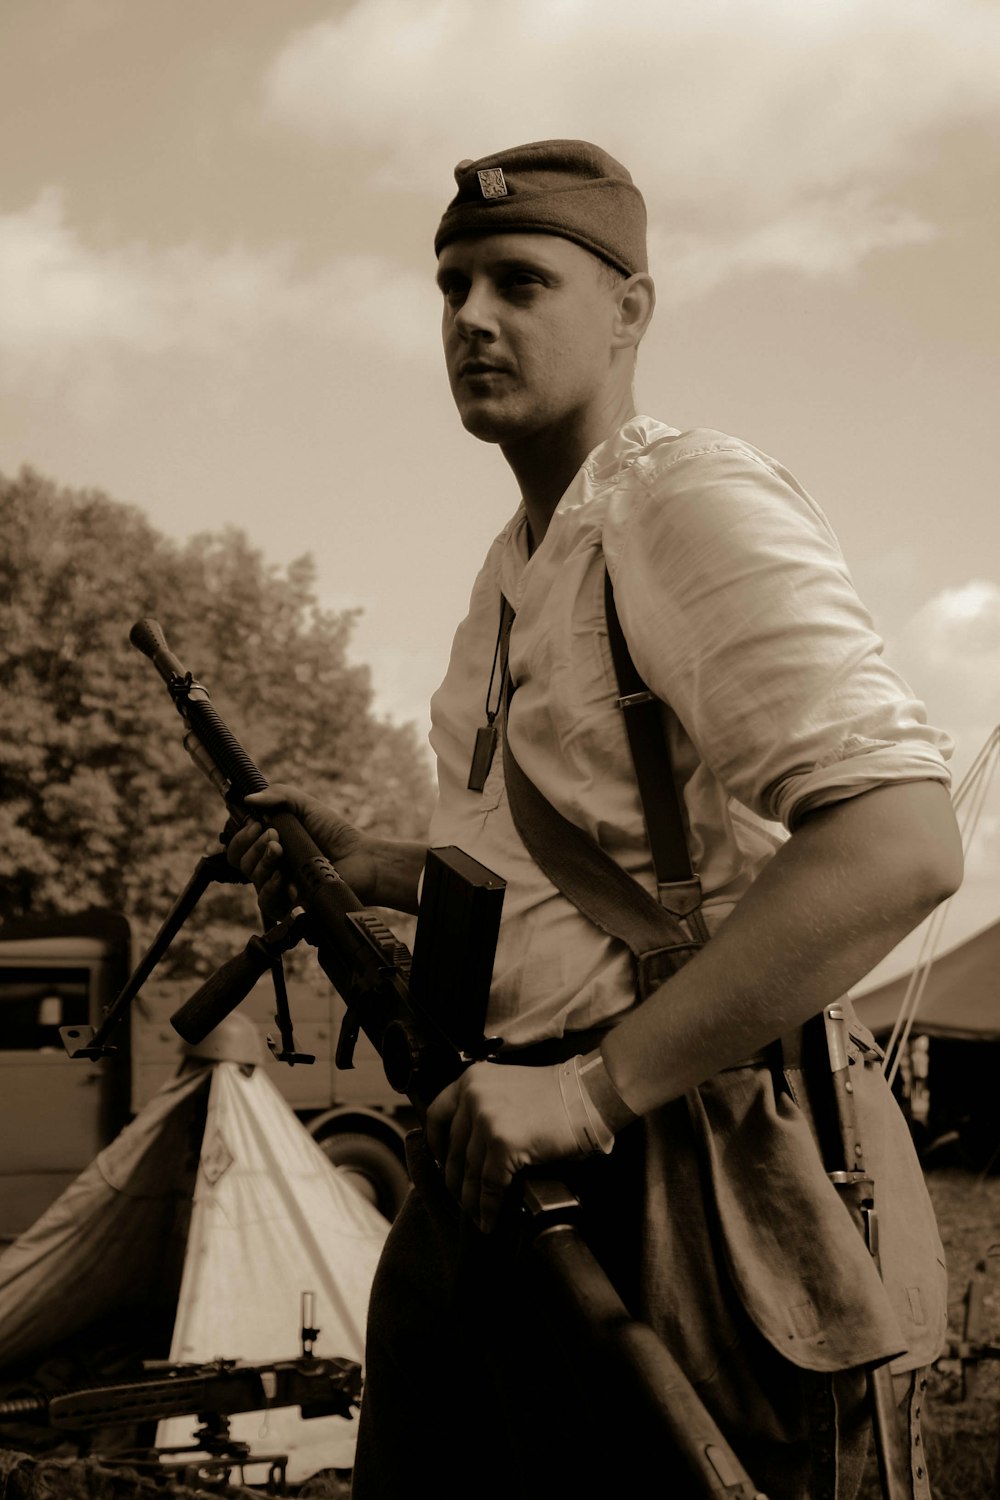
[61,618,768,1500]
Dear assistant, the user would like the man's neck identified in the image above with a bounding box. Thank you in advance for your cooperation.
[503,393,636,551]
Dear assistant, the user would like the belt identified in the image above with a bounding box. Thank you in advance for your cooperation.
[492,1024,780,1074]
[491,1025,617,1067]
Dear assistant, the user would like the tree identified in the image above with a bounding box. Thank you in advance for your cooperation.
[0,467,434,978]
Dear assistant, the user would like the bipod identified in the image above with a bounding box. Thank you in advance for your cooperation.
[170,908,316,1065]
[157,1410,289,1495]
[58,848,242,1060]
[521,1175,769,1499]
[267,946,314,1064]
[58,839,313,1066]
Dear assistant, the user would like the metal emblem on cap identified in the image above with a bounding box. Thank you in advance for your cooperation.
[477,168,507,199]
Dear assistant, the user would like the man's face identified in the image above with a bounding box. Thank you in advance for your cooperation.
[436,233,622,446]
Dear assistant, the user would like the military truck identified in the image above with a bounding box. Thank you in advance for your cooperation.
[0,910,414,1241]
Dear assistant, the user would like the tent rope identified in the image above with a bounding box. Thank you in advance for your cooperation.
[883,725,1000,1088]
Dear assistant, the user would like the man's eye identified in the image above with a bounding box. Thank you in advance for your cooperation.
[440,282,467,305]
[506,273,540,290]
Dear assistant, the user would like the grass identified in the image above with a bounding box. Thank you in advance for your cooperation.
[1,1168,996,1497]
[857,1167,1000,1499]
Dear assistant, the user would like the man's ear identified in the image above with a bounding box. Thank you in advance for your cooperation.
[612,273,656,351]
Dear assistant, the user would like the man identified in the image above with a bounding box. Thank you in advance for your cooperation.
[232,142,962,1498]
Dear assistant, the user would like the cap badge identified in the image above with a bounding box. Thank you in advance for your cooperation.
[477,167,508,199]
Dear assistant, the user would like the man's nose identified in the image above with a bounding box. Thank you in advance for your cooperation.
[454,282,499,339]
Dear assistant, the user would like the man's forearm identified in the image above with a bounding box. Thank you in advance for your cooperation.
[369,838,429,914]
[601,779,963,1116]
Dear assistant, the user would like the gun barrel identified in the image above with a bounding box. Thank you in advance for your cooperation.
[129,617,184,682]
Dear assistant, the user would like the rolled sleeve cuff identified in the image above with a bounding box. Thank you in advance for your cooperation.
[772,738,953,831]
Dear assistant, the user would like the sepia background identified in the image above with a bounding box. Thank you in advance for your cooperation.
[2,0,998,984]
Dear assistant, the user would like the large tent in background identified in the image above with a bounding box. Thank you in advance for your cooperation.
[853,917,1000,1042]
[0,1025,389,1483]
[853,917,1000,1169]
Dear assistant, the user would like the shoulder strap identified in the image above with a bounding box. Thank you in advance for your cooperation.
[500,572,707,996]
[603,570,704,923]
[501,730,701,998]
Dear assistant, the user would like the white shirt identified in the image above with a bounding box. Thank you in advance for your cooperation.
[428,419,952,1048]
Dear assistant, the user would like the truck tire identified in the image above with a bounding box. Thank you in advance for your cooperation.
[315,1130,411,1222]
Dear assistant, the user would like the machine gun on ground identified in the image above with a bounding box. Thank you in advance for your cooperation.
[0,1349,361,1495]
[0,1350,362,1431]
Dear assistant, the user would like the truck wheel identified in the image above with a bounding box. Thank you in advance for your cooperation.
[315,1131,411,1222]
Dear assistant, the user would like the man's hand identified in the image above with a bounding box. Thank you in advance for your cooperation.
[226,784,380,923]
[226,784,428,922]
[424,1062,589,1234]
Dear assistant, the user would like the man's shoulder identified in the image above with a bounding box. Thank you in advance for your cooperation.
[602,420,799,527]
[624,420,785,482]
[601,420,836,571]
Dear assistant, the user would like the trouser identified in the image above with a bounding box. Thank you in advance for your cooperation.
[349,1119,930,1500]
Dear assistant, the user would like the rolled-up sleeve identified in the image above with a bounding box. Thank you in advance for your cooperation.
[607,436,952,830]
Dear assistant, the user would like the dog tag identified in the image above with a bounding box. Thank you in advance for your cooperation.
[468,724,498,792]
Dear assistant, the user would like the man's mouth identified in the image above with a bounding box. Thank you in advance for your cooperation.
[458,360,511,379]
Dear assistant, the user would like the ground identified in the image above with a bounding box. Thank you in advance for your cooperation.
[2,1167,997,1497]
[858,1167,1000,1498]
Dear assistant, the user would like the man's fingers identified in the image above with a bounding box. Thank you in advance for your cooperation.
[459,1124,488,1223]
[444,1092,474,1202]
[425,1081,459,1166]
[244,784,300,813]
[443,1082,517,1232]
[229,826,284,887]
[249,833,283,886]
[426,1063,581,1232]
[455,1118,513,1232]
[477,1145,514,1235]
[258,869,291,925]
[225,818,264,867]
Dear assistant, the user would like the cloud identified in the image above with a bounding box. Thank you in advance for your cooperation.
[0,188,281,363]
[888,580,1000,778]
[650,194,936,304]
[263,0,1000,296]
[0,189,439,392]
[895,580,1000,678]
[867,582,1000,969]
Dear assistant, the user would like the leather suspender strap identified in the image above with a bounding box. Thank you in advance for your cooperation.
[603,571,706,929]
[500,574,706,999]
[603,571,690,887]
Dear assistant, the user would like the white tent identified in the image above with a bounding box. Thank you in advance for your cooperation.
[0,1047,390,1482]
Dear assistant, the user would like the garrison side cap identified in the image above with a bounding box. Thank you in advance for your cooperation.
[434,138,648,277]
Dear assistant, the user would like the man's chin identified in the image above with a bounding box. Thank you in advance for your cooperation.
[459,414,506,444]
[456,400,530,445]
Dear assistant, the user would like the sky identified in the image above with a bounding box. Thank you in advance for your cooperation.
[2,0,999,984]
